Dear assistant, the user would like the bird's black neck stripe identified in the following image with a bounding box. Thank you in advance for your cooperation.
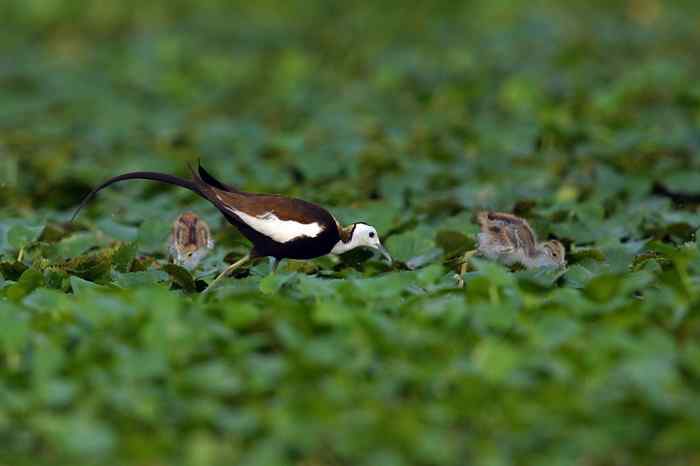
[340,224,357,243]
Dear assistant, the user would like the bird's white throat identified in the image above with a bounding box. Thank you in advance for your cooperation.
[331,238,355,255]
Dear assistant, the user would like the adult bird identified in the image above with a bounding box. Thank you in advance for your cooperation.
[73,163,392,292]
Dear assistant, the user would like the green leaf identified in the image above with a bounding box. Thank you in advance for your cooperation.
[6,267,44,301]
[50,232,103,259]
[0,260,29,281]
[113,270,169,288]
[62,252,112,281]
[222,302,261,328]
[112,242,139,273]
[346,272,417,300]
[435,230,474,256]
[137,218,171,253]
[259,272,295,295]
[404,248,442,271]
[96,218,138,242]
[416,264,445,287]
[664,172,700,194]
[163,263,197,292]
[23,288,70,312]
[530,315,581,349]
[7,224,44,250]
[584,273,623,303]
[0,301,30,353]
[44,267,70,290]
[70,276,105,295]
[41,416,115,457]
[472,338,521,383]
[385,226,436,263]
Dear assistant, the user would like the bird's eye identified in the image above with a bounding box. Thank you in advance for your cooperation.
[369,232,375,238]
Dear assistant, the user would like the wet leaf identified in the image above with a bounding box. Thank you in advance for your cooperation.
[163,263,197,292]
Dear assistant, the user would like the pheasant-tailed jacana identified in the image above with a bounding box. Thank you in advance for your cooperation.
[73,164,392,292]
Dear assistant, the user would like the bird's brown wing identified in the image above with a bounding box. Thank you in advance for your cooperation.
[477,212,539,258]
[513,224,538,256]
[478,212,538,254]
[205,189,335,224]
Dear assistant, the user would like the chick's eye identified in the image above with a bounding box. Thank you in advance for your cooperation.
[369,232,375,238]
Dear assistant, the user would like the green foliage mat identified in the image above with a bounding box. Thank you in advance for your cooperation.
[2,1,700,465]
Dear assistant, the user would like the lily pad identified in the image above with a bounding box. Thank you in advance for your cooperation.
[7,224,44,250]
[163,263,197,292]
[385,226,436,263]
[5,267,44,301]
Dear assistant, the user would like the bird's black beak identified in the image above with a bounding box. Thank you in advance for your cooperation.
[376,244,393,264]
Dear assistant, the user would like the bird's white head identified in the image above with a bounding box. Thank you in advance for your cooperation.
[331,222,392,263]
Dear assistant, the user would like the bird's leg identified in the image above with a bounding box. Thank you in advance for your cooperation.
[460,250,477,275]
[269,257,280,274]
[456,250,478,288]
[203,254,251,294]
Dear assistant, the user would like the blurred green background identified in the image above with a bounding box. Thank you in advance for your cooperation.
[3,1,700,465]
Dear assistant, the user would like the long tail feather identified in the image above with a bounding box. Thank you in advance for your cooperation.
[71,171,204,222]
[196,161,242,193]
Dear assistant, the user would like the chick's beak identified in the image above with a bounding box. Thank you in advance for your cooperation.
[376,244,393,264]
